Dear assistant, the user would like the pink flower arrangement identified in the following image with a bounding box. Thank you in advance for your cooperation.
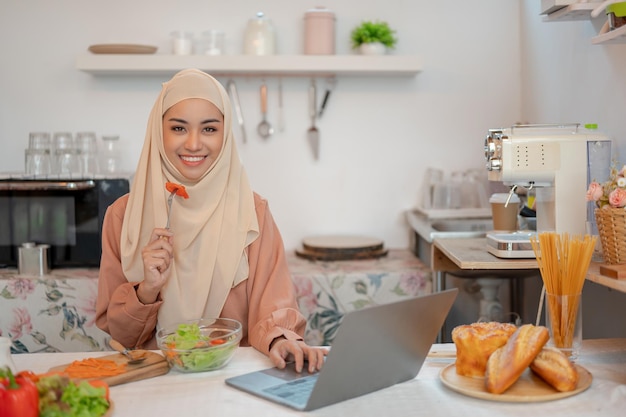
[587,164,626,209]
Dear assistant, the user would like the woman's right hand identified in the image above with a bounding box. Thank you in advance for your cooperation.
[137,228,174,304]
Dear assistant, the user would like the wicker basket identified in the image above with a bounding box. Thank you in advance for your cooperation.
[595,207,626,264]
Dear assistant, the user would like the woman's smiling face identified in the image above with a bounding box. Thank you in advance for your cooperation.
[162,98,225,181]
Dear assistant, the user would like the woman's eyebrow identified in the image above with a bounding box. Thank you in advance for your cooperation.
[167,117,188,124]
[166,117,221,124]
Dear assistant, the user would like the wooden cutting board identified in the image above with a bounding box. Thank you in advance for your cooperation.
[49,351,170,386]
[599,264,626,279]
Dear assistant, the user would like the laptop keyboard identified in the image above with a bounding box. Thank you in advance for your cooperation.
[263,374,319,405]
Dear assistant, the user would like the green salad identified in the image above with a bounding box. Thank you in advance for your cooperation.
[37,374,110,417]
[162,322,238,372]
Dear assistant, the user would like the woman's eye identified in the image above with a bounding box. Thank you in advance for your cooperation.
[171,126,185,132]
[203,126,218,133]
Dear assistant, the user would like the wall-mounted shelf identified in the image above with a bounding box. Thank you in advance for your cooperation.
[542,1,626,44]
[75,54,422,77]
[592,23,626,43]
[542,2,600,21]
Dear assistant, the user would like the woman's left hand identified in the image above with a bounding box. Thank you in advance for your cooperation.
[268,339,328,373]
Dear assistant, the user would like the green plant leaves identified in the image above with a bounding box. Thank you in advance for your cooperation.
[350,20,398,49]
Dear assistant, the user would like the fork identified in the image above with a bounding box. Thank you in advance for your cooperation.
[165,189,176,230]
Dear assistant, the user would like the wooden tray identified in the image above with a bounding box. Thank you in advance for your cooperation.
[439,363,592,402]
[49,351,170,386]
[297,235,387,261]
[296,247,388,261]
[88,44,158,54]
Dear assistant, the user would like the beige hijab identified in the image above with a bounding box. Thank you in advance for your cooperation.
[121,69,259,328]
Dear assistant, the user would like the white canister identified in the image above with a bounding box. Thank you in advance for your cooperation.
[18,242,50,275]
[243,12,276,55]
[304,7,335,55]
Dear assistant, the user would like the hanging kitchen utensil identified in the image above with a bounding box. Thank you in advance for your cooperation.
[278,77,285,132]
[307,78,320,160]
[227,79,246,144]
[318,77,336,118]
[257,81,274,139]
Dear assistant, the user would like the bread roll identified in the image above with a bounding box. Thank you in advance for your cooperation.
[451,322,517,378]
[530,346,579,392]
[485,324,549,394]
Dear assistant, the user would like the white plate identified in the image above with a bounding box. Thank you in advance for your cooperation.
[88,44,158,54]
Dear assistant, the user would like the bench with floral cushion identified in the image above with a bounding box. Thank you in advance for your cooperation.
[0,268,109,353]
[0,249,432,352]
[287,249,432,346]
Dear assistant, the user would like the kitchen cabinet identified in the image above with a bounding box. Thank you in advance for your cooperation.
[75,54,422,77]
[542,1,626,44]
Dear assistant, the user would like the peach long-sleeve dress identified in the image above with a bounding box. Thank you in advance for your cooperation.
[95,192,306,354]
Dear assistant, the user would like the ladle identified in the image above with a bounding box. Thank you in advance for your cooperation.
[257,81,274,139]
[109,339,147,364]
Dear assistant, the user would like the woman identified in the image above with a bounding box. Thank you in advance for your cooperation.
[96,69,325,373]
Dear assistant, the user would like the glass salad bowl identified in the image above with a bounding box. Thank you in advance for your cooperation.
[157,318,242,372]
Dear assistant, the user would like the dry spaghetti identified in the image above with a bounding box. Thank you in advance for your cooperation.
[530,232,596,350]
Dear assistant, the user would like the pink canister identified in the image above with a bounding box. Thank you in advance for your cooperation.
[304,7,335,55]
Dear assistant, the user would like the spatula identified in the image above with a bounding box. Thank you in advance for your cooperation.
[307,78,320,160]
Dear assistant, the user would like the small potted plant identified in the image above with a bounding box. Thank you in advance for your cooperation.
[350,20,398,55]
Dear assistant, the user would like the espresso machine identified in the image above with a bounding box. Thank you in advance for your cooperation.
[484,123,611,241]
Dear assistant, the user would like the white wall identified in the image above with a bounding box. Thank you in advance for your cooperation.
[0,0,521,250]
[521,1,626,157]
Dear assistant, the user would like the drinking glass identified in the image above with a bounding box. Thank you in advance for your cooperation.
[25,149,51,176]
[53,132,80,177]
[545,292,582,361]
[29,132,51,150]
[99,135,121,174]
[26,132,52,176]
[75,131,99,176]
[200,30,224,55]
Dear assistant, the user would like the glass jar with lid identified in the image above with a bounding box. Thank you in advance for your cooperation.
[243,12,276,55]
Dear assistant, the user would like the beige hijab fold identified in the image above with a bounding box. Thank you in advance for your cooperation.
[121,69,259,328]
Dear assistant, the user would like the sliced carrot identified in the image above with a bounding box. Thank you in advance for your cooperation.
[62,358,127,379]
[165,182,189,199]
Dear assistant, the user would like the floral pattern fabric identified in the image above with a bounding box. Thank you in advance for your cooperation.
[0,250,432,353]
[287,249,432,346]
[0,269,110,353]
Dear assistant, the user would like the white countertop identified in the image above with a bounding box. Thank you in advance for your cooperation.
[12,340,626,416]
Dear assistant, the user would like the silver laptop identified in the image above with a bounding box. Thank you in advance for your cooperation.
[225,288,458,411]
